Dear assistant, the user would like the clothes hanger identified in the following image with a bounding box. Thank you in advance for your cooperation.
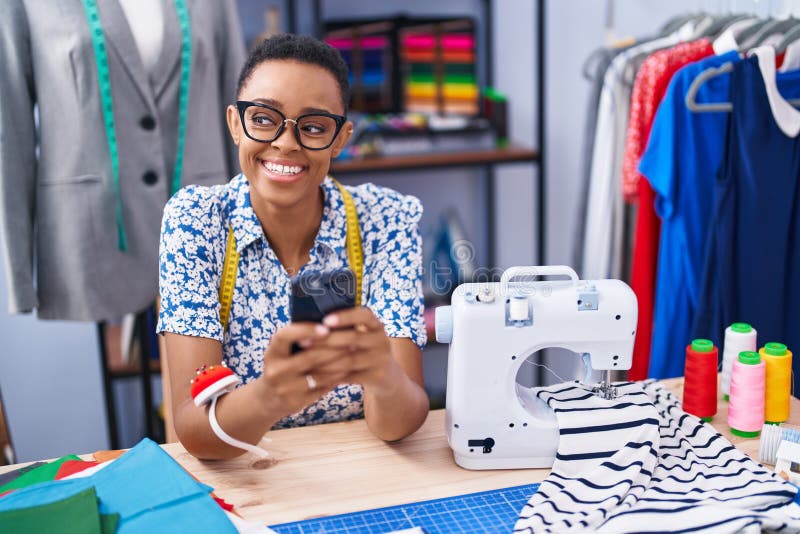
[776,24,800,53]
[686,46,800,113]
[690,14,717,39]
[749,17,798,47]
[702,14,751,38]
[685,62,736,112]
[735,18,773,48]
[660,13,700,36]
[582,48,612,81]
[671,13,713,43]
[712,16,761,54]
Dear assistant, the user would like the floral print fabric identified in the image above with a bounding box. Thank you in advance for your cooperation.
[157,174,426,428]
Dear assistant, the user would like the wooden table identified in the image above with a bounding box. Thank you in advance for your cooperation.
[2,378,799,526]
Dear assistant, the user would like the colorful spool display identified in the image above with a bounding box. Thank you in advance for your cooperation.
[762,342,793,424]
[326,34,392,112]
[401,24,478,115]
[728,350,765,437]
[683,339,719,421]
[721,322,758,400]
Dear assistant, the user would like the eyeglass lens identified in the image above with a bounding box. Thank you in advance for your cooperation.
[242,105,339,149]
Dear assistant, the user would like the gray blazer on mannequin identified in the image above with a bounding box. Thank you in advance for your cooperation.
[0,0,246,320]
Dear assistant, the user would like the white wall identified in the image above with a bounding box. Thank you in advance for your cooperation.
[0,235,109,461]
[494,0,537,269]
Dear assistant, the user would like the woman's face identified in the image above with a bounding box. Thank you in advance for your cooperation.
[227,60,352,209]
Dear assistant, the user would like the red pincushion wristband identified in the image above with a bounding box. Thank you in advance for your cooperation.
[191,364,269,457]
[191,364,240,405]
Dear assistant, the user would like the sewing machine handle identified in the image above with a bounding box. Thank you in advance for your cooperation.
[500,265,580,293]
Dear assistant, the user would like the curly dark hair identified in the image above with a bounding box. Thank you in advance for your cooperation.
[236,33,350,113]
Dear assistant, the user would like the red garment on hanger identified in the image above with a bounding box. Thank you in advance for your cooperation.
[623,39,714,381]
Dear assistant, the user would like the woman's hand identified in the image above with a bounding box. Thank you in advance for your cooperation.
[258,322,352,415]
[311,307,429,441]
[310,307,398,391]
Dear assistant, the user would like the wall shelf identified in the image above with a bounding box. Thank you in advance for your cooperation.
[330,146,538,174]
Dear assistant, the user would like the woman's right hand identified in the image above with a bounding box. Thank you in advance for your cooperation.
[258,322,352,415]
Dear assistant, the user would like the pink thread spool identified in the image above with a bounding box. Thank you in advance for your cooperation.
[728,351,766,437]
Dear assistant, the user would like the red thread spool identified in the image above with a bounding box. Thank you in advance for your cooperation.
[683,339,718,420]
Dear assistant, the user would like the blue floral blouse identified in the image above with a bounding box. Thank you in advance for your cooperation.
[157,174,426,428]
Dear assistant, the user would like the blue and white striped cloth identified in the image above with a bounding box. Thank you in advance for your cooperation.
[514,381,800,533]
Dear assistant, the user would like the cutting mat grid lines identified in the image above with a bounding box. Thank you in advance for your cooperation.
[270,483,540,534]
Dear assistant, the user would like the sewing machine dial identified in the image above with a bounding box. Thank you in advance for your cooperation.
[476,285,495,303]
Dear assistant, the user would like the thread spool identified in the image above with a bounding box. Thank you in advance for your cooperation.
[683,339,718,421]
[721,323,758,401]
[728,351,765,437]
[758,423,800,464]
[762,342,793,424]
[508,296,529,322]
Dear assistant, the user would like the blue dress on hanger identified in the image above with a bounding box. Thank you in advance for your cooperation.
[694,55,800,390]
[639,52,738,378]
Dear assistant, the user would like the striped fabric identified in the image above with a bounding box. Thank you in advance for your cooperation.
[514,381,800,533]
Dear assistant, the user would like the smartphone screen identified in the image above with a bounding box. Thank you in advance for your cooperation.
[290,269,356,323]
[289,269,356,354]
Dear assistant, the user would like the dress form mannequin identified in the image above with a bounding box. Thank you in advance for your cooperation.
[0,0,247,453]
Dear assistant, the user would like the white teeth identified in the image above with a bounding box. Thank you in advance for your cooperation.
[264,161,302,175]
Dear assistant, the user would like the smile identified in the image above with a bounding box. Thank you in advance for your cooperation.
[262,161,304,175]
[259,159,308,183]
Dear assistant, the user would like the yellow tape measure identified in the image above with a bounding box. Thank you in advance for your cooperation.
[218,178,363,330]
[333,178,364,308]
[219,225,239,330]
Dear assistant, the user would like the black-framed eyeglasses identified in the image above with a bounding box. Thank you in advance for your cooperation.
[235,101,347,150]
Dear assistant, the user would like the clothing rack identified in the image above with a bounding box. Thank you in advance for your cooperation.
[576,10,800,384]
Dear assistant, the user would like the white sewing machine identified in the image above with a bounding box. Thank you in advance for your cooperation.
[435,266,637,470]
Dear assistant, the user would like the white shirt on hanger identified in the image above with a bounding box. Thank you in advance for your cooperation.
[581,34,679,281]
[119,0,164,75]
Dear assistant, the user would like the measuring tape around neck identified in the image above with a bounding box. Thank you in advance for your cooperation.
[219,226,238,330]
[81,0,192,251]
[333,178,364,307]
[218,178,363,329]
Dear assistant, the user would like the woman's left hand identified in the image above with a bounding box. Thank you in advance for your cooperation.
[307,307,396,390]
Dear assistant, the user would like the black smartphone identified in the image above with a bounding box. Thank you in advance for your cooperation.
[290,269,356,354]
[290,268,356,323]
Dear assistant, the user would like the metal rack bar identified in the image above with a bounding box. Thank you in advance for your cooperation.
[287,0,297,33]
[537,0,546,266]
[483,0,497,272]
[535,0,547,386]
[137,310,155,440]
[97,323,119,450]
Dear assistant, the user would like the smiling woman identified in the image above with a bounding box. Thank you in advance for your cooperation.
[156,34,430,460]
